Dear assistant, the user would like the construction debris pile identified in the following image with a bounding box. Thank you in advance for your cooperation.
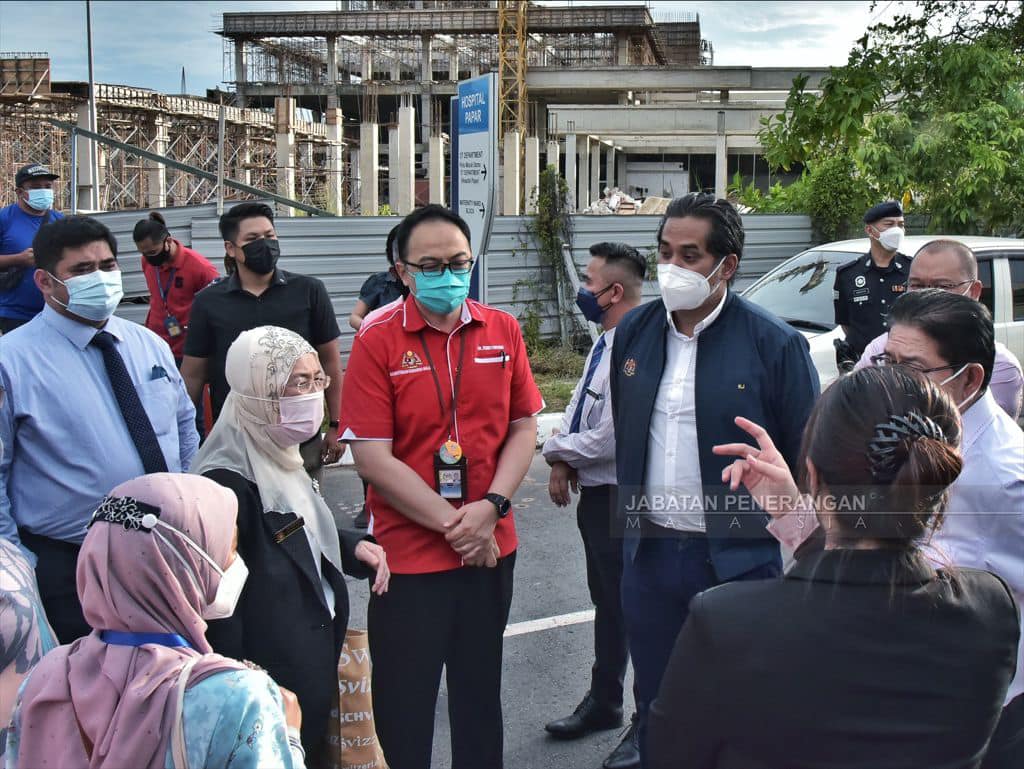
[581,187,671,215]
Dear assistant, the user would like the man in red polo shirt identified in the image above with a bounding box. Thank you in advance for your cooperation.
[341,204,542,769]
[133,211,219,362]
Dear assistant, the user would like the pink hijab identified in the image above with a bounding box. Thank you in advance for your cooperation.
[16,473,247,769]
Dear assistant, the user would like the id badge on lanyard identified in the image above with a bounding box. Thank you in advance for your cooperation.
[158,268,182,337]
[419,331,468,502]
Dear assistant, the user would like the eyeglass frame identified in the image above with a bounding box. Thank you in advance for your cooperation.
[400,257,475,277]
[286,374,331,395]
[869,354,963,375]
[906,278,974,292]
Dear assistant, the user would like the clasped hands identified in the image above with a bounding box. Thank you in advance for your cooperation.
[444,499,501,568]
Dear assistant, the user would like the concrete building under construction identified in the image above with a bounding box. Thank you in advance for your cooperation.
[219,0,824,215]
[2,1,827,217]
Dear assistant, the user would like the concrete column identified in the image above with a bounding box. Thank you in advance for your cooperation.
[616,34,630,66]
[397,104,416,214]
[390,60,401,82]
[233,41,248,108]
[326,106,344,214]
[235,125,252,188]
[359,122,379,215]
[275,97,296,215]
[564,133,577,211]
[546,139,559,172]
[715,110,728,200]
[387,126,399,210]
[502,131,521,215]
[326,36,338,85]
[449,38,460,81]
[469,63,480,78]
[421,35,433,82]
[361,47,373,82]
[577,137,591,211]
[428,135,445,205]
[524,136,540,214]
[144,115,168,208]
[349,147,361,207]
[605,144,616,189]
[75,102,98,211]
[617,152,627,195]
[590,142,601,204]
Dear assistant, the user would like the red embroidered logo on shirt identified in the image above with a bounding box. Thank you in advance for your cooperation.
[401,350,423,369]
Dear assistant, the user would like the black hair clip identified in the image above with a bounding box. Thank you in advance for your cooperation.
[89,496,161,531]
[867,412,947,482]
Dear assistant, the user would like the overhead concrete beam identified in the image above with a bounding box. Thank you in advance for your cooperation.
[547,104,775,136]
[527,66,827,94]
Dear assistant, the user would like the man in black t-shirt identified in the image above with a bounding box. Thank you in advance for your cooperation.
[181,203,344,465]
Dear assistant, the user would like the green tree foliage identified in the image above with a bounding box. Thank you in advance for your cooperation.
[757,1,1024,235]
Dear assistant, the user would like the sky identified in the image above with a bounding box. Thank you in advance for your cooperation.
[0,0,891,94]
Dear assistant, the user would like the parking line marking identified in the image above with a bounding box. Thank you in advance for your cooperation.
[504,609,595,638]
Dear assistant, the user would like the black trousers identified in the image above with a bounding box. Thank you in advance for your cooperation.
[983,694,1024,769]
[577,484,630,709]
[368,553,516,769]
[18,529,90,643]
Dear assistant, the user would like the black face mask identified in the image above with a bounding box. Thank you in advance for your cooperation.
[240,238,280,275]
[144,245,171,267]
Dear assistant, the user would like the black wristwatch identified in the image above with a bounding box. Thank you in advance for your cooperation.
[485,492,512,519]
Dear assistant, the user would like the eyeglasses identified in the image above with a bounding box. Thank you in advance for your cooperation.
[907,279,973,292]
[402,258,475,276]
[288,375,331,394]
[869,354,961,375]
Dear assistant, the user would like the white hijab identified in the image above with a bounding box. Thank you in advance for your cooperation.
[191,326,344,579]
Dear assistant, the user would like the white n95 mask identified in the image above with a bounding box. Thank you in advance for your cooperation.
[657,259,726,312]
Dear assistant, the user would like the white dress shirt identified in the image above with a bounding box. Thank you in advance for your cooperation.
[543,328,617,487]
[927,390,1024,703]
[645,291,729,532]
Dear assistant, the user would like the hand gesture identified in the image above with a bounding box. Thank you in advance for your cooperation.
[712,416,800,518]
[445,500,499,562]
[548,461,578,507]
[354,539,390,595]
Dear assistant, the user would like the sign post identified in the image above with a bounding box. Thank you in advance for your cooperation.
[455,74,498,303]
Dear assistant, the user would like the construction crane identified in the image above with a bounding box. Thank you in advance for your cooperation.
[496,0,528,210]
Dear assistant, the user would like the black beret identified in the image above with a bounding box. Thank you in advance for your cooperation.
[863,200,903,224]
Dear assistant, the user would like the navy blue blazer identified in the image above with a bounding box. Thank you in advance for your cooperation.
[610,291,820,581]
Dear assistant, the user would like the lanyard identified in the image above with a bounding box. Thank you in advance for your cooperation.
[100,630,193,648]
[157,268,177,306]
[418,330,466,441]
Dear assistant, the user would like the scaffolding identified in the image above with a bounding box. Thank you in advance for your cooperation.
[0,66,340,212]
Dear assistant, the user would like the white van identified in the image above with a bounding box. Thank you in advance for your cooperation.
[742,236,1024,390]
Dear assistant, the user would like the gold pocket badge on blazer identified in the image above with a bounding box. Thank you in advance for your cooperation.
[624,358,637,377]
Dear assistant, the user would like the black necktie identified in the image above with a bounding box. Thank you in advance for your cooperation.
[90,331,168,474]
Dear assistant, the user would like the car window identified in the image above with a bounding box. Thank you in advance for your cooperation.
[977,259,994,316]
[742,249,853,330]
[1009,258,1024,321]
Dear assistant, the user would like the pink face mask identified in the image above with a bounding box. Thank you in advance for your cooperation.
[265,392,325,448]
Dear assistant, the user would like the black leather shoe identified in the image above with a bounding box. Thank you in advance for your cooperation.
[602,715,640,769]
[544,694,623,740]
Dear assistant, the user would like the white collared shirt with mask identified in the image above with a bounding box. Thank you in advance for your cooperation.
[644,291,729,532]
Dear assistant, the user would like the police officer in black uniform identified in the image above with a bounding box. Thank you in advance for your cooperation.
[833,200,910,370]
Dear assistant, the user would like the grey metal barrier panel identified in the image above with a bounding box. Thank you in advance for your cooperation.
[93,201,270,325]
[165,212,813,360]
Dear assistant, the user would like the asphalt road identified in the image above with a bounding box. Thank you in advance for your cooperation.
[322,451,636,769]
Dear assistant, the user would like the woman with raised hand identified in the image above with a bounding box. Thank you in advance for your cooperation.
[647,366,1020,769]
[6,473,306,768]
[191,325,389,766]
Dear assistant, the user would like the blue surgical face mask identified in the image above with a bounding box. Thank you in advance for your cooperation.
[575,284,614,323]
[413,269,471,315]
[49,269,124,322]
[26,188,54,212]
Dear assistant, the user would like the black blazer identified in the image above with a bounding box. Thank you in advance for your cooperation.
[203,468,373,756]
[648,548,1020,769]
